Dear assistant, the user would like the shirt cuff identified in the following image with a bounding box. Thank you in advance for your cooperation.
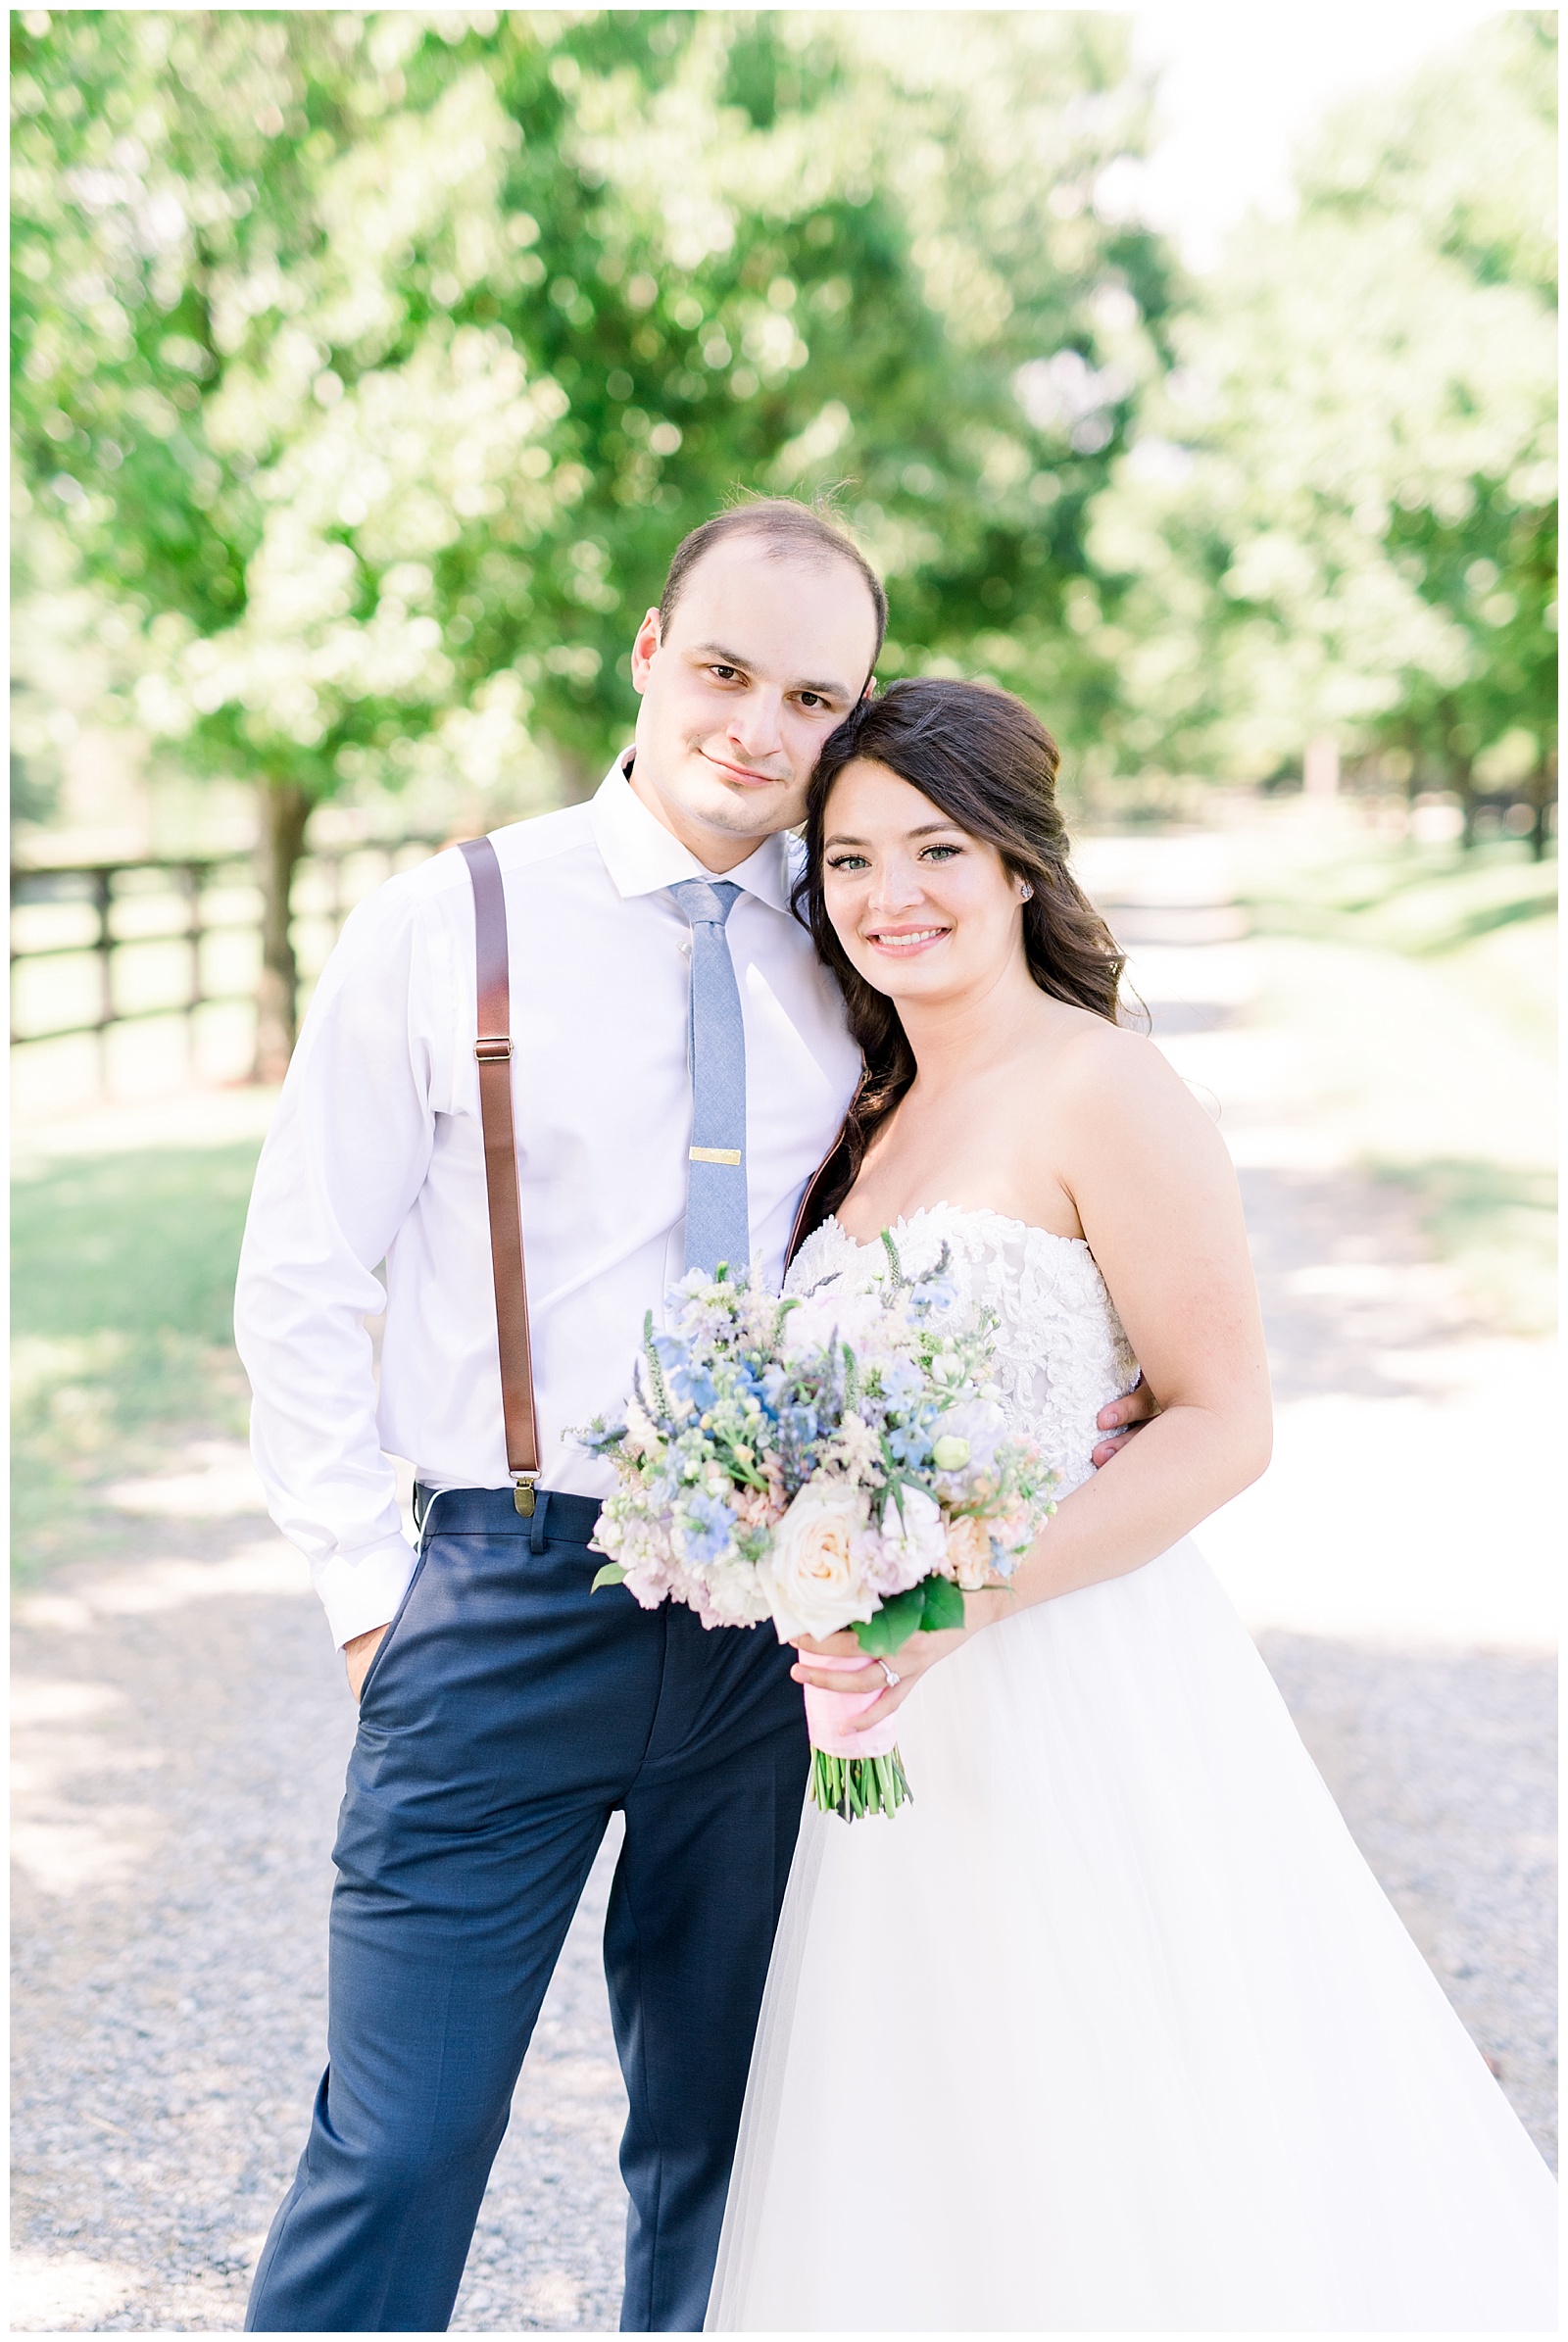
[316,1534,419,1651]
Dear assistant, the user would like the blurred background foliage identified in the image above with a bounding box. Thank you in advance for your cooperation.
[11,7,1557,1067]
[8,8,1557,1579]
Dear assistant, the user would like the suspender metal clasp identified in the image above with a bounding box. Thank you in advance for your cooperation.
[513,1471,539,1517]
[474,1035,514,1062]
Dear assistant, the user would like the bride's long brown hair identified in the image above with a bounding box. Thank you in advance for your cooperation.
[792,675,1130,1236]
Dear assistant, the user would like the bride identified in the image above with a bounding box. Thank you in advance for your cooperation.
[706,676,1556,2333]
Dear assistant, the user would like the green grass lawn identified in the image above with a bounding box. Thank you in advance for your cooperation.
[1236,825,1556,1335]
[11,1141,262,1578]
[1374,1158,1557,1337]
[1236,832,1557,961]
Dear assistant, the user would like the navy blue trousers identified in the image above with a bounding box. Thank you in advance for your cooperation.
[244,1488,808,2333]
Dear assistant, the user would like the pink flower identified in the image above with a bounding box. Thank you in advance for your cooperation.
[945,1513,995,1590]
[989,1505,1039,1559]
[735,1483,787,1529]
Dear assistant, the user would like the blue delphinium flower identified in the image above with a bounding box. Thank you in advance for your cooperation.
[728,1362,768,1413]
[670,1361,719,1415]
[680,1487,735,1562]
[884,1420,937,1470]
[908,1275,959,1321]
[653,1329,719,1415]
[879,1357,925,1408]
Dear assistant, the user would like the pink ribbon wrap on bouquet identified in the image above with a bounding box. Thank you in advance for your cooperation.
[802,1650,902,1758]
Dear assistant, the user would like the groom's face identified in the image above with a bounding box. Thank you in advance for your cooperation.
[628,540,878,871]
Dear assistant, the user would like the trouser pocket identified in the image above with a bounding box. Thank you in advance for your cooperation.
[352,1543,429,1712]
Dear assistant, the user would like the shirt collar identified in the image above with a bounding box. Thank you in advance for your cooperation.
[590,748,797,914]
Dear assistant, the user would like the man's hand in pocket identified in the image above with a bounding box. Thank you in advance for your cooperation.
[344,1624,390,1702]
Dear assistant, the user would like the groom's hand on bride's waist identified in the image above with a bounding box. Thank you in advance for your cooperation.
[1091,1373,1158,1469]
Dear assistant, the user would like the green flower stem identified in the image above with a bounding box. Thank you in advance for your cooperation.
[809,1745,913,1822]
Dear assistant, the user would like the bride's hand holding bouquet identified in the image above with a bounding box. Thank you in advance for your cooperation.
[788,1577,1014,1747]
[579,1233,1058,1820]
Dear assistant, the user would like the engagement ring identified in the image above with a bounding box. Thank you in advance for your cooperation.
[877,1660,901,1690]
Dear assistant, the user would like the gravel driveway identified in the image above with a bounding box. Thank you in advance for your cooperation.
[12,1482,1555,2333]
[12,833,1556,2331]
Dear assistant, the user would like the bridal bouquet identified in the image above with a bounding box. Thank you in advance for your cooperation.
[580,1236,1057,1821]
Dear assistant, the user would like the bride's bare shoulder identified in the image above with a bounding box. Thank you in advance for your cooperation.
[1035,1007,1209,1139]
[1040,1001,1169,1079]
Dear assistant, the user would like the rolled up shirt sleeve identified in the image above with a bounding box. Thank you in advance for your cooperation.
[234,879,445,1649]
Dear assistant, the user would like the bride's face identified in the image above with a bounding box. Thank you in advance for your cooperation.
[820,756,1027,1005]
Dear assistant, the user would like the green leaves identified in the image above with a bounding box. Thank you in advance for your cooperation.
[853,1570,965,1655]
[919,1575,966,1634]
[590,1562,627,1592]
[853,1586,926,1656]
[1084,13,1556,803]
[13,7,1175,841]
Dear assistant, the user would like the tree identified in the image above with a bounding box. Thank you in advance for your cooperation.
[1081,12,1556,840]
[14,9,1175,1068]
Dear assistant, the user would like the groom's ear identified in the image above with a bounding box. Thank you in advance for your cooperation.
[630,608,662,694]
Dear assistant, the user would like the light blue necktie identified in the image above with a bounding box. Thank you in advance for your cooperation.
[668,878,751,1279]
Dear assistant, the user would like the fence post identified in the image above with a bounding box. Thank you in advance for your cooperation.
[182,862,205,1081]
[11,838,446,1098]
[92,865,115,1094]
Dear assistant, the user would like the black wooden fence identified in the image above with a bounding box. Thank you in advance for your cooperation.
[11,839,445,1087]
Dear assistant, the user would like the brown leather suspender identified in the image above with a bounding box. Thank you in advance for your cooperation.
[460,827,849,1501]
[783,1139,845,1272]
[459,837,540,1515]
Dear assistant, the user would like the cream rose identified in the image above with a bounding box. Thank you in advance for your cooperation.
[762,1484,877,1640]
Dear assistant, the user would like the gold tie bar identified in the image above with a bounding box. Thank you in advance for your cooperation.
[690,1147,742,1165]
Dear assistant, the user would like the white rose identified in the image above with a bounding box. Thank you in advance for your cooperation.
[762,1484,877,1640]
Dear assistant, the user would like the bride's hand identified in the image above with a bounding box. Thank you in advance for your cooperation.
[790,1590,1009,1731]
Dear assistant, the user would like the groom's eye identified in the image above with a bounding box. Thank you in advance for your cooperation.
[709,664,742,682]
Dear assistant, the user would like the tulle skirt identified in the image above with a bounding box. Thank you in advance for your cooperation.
[707,1541,1556,2332]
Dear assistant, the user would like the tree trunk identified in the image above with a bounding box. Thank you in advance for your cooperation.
[253,777,312,1083]
[554,743,603,804]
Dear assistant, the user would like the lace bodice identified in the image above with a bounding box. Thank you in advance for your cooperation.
[786,1203,1139,1497]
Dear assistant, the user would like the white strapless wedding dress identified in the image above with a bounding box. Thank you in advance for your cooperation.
[707,1206,1556,2332]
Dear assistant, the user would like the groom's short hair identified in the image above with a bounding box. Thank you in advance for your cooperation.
[659,498,888,665]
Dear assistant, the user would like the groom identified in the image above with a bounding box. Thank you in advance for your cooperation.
[236,498,1150,2332]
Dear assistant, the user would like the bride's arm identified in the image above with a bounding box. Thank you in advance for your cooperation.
[793,1025,1272,1719]
[1013,1020,1272,1597]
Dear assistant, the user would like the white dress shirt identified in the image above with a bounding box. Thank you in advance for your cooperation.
[234,757,861,1648]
